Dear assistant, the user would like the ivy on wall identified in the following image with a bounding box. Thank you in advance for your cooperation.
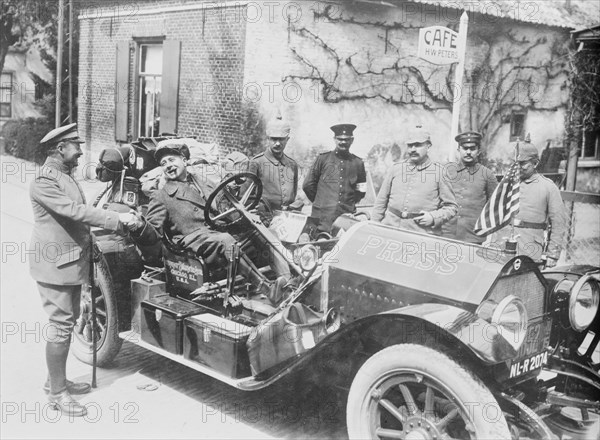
[281,7,571,161]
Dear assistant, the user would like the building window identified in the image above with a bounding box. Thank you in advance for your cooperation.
[137,44,163,137]
[581,130,599,160]
[509,111,526,142]
[1,72,13,118]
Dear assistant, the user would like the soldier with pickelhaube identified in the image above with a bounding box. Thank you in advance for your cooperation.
[491,138,568,266]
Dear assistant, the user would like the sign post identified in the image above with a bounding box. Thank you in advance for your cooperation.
[417,12,469,161]
[449,12,469,161]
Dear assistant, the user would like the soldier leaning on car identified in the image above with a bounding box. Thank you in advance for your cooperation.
[303,123,367,233]
[372,125,458,235]
[490,140,568,267]
[442,131,498,244]
[246,113,303,212]
[29,123,135,417]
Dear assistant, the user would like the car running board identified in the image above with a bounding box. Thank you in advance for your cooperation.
[118,330,284,391]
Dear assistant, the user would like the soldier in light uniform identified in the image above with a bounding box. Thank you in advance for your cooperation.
[493,142,568,266]
[303,124,367,233]
[443,131,498,243]
[247,114,302,211]
[372,126,457,235]
[29,123,134,416]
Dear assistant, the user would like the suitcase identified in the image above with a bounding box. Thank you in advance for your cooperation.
[140,296,204,355]
[130,278,166,333]
[184,314,252,378]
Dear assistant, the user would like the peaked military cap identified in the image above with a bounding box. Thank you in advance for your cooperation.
[516,142,539,161]
[40,123,85,145]
[266,111,291,138]
[406,125,431,144]
[331,123,356,139]
[154,140,191,163]
[455,131,482,145]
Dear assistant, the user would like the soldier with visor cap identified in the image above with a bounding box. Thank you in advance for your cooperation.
[303,123,367,233]
[442,131,498,243]
[29,123,136,416]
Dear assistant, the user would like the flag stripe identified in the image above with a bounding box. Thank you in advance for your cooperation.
[474,162,520,236]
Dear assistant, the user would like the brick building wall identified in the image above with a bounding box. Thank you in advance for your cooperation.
[78,1,576,185]
[78,0,247,161]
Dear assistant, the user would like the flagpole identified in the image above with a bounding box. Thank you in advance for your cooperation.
[507,138,520,254]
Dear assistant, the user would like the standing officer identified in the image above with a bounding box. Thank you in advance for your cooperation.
[443,131,498,243]
[303,123,367,232]
[247,114,302,211]
[493,141,568,266]
[372,125,457,234]
[29,123,133,416]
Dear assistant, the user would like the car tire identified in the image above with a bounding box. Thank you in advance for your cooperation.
[347,343,511,440]
[72,257,123,367]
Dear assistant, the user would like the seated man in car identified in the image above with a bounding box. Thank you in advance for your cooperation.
[126,143,289,304]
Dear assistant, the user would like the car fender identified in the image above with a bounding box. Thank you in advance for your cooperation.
[252,303,515,388]
[93,232,144,331]
[378,303,518,363]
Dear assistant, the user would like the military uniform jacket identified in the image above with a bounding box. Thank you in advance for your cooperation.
[135,169,217,249]
[442,162,498,243]
[372,159,458,233]
[494,173,567,261]
[29,157,120,285]
[302,150,366,231]
[248,149,298,211]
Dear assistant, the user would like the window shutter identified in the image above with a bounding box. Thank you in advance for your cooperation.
[115,41,130,142]
[160,40,181,135]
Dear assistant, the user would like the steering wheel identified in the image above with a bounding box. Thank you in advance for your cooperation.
[204,172,263,230]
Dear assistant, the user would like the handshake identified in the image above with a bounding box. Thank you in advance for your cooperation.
[118,211,145,232]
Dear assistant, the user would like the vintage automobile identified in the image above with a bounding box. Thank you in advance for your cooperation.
[72,142,599,439]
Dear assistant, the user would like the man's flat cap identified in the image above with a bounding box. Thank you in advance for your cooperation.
[154,140,191,162]
[331,123,356,138]
[40,123,85,145]
[406,126,431,144]
[455,131,482,145]
[516,142,539,161]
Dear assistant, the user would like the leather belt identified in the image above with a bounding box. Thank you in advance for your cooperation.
[514,219,547,230]
[388,207,422,219]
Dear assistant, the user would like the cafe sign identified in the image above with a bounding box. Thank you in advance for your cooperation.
[417,26,460,65]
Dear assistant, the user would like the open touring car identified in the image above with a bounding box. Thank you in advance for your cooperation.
[73,140,599,439]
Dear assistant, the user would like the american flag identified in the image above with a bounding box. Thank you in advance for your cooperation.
[474,162,520,236]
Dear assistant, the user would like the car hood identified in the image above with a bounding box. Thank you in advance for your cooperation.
[327,221,513,306]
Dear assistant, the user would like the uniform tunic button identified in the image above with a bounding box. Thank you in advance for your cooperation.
[194,207,198,211]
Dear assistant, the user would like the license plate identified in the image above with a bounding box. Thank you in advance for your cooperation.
[508,319,551,379]
[516,319,551,358]
[509,351,548,378]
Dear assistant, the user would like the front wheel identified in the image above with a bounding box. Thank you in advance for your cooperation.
[347,344,511,440]
[72,258,123,366]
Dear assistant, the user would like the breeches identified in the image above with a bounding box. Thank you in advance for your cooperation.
[37,282,81,343]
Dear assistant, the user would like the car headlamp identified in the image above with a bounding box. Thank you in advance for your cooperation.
[569,275,600,332]
[477,295,528,350]
[294,245,319,272]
